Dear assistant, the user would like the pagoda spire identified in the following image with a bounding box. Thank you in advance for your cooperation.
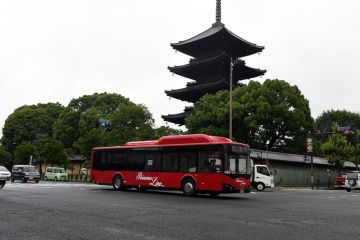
[216,0,222,23]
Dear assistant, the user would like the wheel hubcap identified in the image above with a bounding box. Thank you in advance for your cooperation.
[115,178,121,188]
[185,182,193,193]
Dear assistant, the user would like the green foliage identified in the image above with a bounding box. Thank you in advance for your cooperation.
[186,79,315,154]
[41,139,68,166]
[53,93,156,159]
[186,90,229,137]
[154,126,184,139]
[316,110,360,134]
[352,130,360,168]
[316,110,360,150]
[14,142,38,165]
[1,92,181,164]
[0,146,13,168]
[322,134,354,175]
[1,103,64,153]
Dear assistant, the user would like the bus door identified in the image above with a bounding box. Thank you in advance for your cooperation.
[197,151,223,191]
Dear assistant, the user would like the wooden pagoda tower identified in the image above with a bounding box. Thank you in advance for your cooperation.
[162,0,266,125]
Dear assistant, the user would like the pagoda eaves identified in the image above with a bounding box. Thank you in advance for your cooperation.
[171,23,264,58]
[168,54,266,83]
[165,80,243,103]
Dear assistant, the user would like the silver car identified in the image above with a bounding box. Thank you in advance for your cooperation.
[0,166,11,189]
[0,166,11,181]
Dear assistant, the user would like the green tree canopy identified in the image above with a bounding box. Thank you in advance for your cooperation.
[0,146,13,168]
[316,110,360,134]
[53,92,156,159]
[41,138,68,166]
[322,134,354,175]
[352,130,360,169]
[186,79,315,154]
[154,126,184,139]
[316,110,360,147]
[14,141,38,165]
[1,103,65,153]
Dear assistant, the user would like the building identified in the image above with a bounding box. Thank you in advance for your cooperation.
[251,149,357,187]
[162,0,265,125]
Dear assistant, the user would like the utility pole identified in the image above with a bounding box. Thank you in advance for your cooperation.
[229,57,233,140]
[307,134,314,189]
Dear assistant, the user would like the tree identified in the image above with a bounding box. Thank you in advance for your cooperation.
[316,110,360,151]
[0,146,13,169]
[14,142,38,165]
[186,79,315,154]
[53,93,156,159]
[154,126,184,139]
[316,110,360,135]
[322,134,354,176]
[41,139,68,167]
[352,130,360,170]
[1,103,65,153]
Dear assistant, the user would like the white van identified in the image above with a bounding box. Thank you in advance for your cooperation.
[252,164,274,191]
[345,171,360,192]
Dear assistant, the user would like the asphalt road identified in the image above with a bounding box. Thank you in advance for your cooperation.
[0,182,359,240]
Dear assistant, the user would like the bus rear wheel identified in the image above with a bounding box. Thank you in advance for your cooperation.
[182,179,196,196]
[112,175,124,191]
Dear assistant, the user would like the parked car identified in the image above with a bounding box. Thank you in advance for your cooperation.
[44,167,68,181]
[0,166,11,189]
[0,166,11,181]
[345,171,360,192]
[11,165,40,183]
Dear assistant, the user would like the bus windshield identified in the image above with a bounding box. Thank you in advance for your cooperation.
[224,145,251,174]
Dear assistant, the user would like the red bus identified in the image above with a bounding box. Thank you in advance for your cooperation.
[90,134,252,196]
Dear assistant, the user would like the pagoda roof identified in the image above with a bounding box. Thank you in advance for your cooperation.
[168,54,266,82]
[165,80,242,103]
[171,23,264,58]
[162,112,186,125]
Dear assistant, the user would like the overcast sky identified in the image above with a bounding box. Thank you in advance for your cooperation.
[1,0,359,136]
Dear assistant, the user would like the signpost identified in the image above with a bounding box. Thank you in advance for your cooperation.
[307,136,314,189]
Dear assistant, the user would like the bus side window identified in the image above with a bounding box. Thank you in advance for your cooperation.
[92,150,103,170]
[181,152,197,173]
[129,151,145,171]
[163,152,179,172]
[199,152,221,173]
[106,150,114,170]
[145,152,161,172]
[114,149,129,171]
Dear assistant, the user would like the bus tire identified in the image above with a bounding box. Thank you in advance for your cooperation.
[256,183,265,192]
[112,175,124,191]
[346,188,351,192]
[182,179,196,196]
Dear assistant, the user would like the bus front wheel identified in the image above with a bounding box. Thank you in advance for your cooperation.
[182,179,196,196]
[112,175,124,191]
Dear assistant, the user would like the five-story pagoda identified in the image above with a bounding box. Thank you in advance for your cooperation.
[162,0,266,125]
